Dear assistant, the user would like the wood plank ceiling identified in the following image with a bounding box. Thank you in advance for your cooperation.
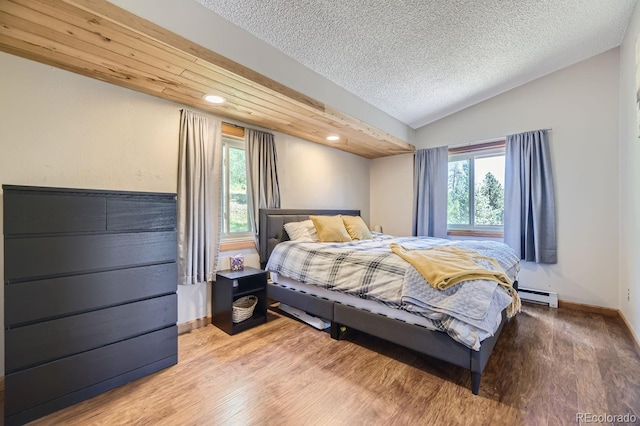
[0,0,415,159]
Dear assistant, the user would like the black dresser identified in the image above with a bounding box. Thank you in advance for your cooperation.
[3,185,178,425]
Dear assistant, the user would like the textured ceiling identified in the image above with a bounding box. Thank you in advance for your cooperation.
[194,0,636,128]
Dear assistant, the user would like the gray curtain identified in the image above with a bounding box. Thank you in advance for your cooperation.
[504,129,557,264]
[413,146,448,238]
[177,110,222,285]
[245,129,281,249]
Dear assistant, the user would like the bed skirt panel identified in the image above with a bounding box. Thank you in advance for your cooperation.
[333,302,472,369]
[267,282,334,320]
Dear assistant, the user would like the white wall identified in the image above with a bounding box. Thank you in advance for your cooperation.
[618,2,640,343]
[372,49,621,309]
[370,153,414,237]
[277,133,371,219]
[0,51,372,376]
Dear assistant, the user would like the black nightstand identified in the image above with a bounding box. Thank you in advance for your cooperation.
[212,266,268,335]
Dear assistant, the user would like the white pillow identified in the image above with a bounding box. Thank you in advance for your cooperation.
[284,220,320,242]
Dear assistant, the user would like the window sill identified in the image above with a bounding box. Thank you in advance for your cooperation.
[220,239,256,252]
[447,229,504,238]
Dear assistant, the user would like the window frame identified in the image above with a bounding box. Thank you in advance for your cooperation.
[447,140,506,238]
[221,134,253,242]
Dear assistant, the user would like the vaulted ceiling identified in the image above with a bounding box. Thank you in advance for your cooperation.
[0,0,415,159]
[197,0,637,128]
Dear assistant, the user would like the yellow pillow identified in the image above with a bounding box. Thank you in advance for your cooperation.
[342,215,373,240]
[309,215,352,242]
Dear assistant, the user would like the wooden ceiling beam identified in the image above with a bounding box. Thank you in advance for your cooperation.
[0,0,415,158]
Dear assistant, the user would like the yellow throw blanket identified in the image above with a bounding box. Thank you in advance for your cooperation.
[390,243,521,317]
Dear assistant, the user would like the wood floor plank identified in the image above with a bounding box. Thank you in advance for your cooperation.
[601,315,640,418]
[548,308,579,425]
[572,311,610,417]
[19,304,640,425]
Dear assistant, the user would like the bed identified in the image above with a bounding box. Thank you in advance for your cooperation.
[258,208,519,395]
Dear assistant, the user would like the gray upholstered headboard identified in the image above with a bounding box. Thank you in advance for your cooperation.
[259,208,360,268]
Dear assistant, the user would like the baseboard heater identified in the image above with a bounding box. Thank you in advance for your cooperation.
[518,287,558,308]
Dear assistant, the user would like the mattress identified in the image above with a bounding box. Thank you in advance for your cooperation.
[270,272,439,330]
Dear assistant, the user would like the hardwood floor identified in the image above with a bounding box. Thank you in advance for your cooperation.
[17,303,640,425]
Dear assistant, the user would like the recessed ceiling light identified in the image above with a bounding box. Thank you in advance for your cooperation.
[326,135,340,141]
[203,94,226,104]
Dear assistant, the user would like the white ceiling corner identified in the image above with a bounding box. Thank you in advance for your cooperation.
[194,0,636,129]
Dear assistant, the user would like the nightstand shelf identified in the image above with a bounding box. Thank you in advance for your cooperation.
[212,267,267,335]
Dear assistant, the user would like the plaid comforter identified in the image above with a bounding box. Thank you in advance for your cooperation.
[266,234,520,350]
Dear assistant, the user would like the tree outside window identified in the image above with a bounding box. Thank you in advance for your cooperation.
[222,138,251,237]
[447,143,505,233]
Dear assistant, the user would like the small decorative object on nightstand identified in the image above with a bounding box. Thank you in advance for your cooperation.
[213,266,267,335]
[230,254,244,271]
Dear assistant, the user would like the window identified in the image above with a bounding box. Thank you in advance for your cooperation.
[447,141,505,236]
[221,136,252,239]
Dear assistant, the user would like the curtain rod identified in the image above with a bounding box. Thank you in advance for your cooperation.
[447,128,552,149]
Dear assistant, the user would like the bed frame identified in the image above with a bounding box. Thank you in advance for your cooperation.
[259,208,509,395]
